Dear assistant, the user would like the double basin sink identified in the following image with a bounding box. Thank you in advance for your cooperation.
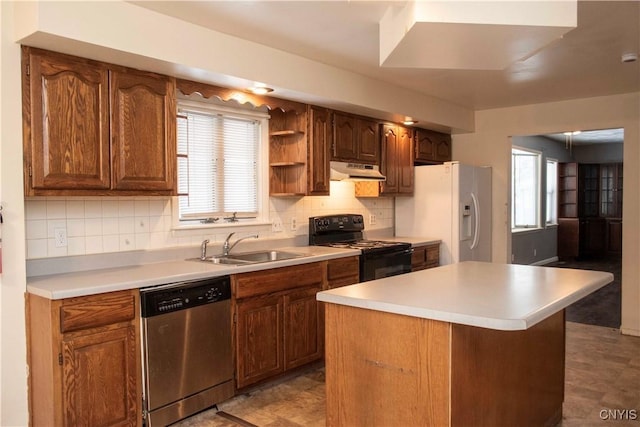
[191,250,308,266]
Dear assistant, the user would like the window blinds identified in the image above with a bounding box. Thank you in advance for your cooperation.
[177,108,259,220]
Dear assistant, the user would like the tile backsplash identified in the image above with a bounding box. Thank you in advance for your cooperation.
[24,181,393,259]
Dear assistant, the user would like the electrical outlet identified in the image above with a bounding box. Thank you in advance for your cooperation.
[290,218,297,231]
[369,214,376,225]
[54,227,67,248]
[272,219,283,233]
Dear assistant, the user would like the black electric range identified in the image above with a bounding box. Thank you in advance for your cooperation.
[309,214,412,282]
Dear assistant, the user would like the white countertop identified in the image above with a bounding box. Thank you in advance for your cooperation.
[27,246,359,300]
[316,261,613,331]
[384,236,441,246]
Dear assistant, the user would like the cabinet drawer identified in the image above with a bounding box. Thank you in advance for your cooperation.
[234,262,325,299]
[426,245,439,266]
[60,291,135,333]
[327,256,359,281]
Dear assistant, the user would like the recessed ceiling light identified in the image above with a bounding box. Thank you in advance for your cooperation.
[247,83,274,95]
[403,118,418,126]
[621,53,638,63]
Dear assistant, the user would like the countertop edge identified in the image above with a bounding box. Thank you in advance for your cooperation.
[317,263,614,331]
[27,247,360,300]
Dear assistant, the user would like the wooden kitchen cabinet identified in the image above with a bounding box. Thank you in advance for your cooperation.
[414,128,452,164]
[307,106,332,195]
[411,243,440,271]
[332,112,380,164]
[269,105,308,196]
[232,262,326,389]
[380,123,414,196]
[326,256,360,289]
[22,47,176,196]
[26,289,141,427]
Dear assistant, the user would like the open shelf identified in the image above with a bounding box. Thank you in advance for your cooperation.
[270,162,306,167]
[269,130,305,137]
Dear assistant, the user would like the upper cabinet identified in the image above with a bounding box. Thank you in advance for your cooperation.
[332,112,379,164]
[307,106,332,195]
[380,123,414,196]
[414,128,452,164]
[268,105,308,196]
[22,47,176,196]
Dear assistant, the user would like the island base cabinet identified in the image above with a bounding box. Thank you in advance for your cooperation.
[324,304,565,427]
[451,310,565,427]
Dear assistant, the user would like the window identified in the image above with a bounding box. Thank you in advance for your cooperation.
[546,159,558,225]
[512,147,540,229]
[176,101,268,223]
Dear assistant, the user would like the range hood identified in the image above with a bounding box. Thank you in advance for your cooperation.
[330,161,386,181]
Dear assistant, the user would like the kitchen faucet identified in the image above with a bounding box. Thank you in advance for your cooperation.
[223,232,259,256]
[200,239,210,260]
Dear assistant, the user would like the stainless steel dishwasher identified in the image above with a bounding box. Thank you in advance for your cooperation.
[140,276,234,427]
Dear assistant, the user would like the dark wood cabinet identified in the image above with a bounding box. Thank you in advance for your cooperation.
[380,123,414,196]
[307,106,331,195]
[110,69,176,192]
[558,162,623,259]
[22,47,176,196]
[580,217,607,257]
[233,262,325,389]
[599,163,623,218]
[326,256,360,289]
[27,290,140,427]
[411,244,440,271]
[558,162,578,218]
[284,286,323,370]
[235,294,284,388]
[332,112,379,164]
[414,128,452,164]
[23,47,111,192]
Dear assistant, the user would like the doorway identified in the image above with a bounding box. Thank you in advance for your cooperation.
[511,128,624,329]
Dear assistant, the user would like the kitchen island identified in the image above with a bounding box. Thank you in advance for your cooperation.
[316,261,613,427]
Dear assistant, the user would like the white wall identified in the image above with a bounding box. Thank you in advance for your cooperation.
[1,2,29,425]
[453,92,640,337]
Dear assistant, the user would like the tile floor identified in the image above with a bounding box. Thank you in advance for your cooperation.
[175,322,639,427]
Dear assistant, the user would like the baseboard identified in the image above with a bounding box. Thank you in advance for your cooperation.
[531,256,559,266]
[620,327,640,337]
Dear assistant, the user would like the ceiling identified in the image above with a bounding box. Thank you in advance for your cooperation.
[543,128,624,146]
[134,0,639,113]
[132,1,637,144]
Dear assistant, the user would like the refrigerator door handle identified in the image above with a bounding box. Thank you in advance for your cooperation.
[470,192,480,250]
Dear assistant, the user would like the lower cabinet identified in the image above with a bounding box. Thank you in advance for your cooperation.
[411,244,440,271]
[233,262,326,389]
[326,256,360,289]
[27,289,141,427]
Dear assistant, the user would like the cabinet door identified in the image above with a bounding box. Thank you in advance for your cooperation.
[236,294,284,389]
[356,118,380,164]
[284,286,323,370]
[380,124,399,195]
[332,112,358,161]
[308,106,331,195]
[397,125,414,194]
[434,133,452,163]
[25,48,110,192]
[62,326,137,427]
[327,256,360,289]
[110,69,176,192]
[414,129,436,163]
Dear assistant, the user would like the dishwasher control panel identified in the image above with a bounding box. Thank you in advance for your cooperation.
[140,276,231,317]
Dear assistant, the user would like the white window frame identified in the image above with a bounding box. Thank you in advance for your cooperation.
[511,146,541,232]
[546,158,558,226]
[172,100,270,229]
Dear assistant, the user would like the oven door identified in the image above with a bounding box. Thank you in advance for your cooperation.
[360,248,413,282]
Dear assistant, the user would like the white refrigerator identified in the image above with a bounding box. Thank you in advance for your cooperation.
[395,162,492,265]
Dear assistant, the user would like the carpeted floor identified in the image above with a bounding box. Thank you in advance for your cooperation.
[546,256,622,328]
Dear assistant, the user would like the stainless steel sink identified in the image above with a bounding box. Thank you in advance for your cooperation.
[188,250,307,265]
[226,250,306,263]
